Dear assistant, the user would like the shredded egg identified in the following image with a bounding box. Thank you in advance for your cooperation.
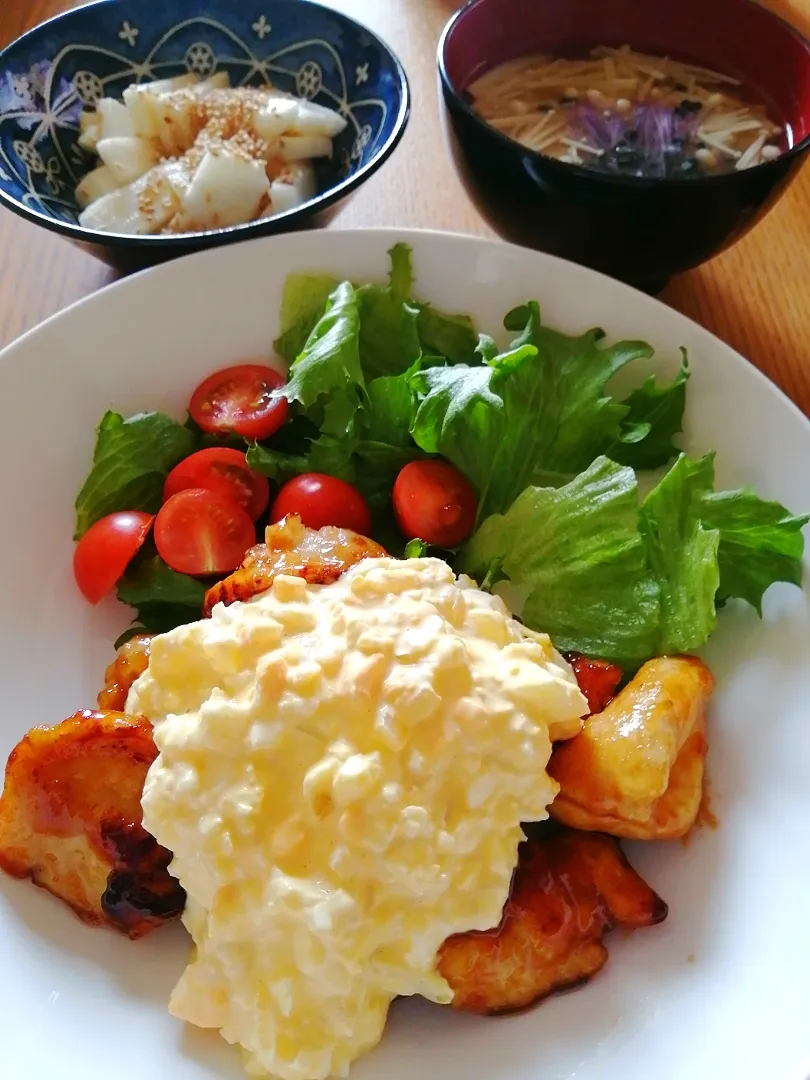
[130,558,586,1080]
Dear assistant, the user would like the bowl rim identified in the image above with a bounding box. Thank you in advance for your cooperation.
[0,0,411,247]
[437,0,810,189]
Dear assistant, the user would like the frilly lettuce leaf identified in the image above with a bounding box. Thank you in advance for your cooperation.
[116,556,207,639]
[410,363,506,497]
[698,482,809,612]
[608,352,689,469]
[408,302,662,518]
[275,272,340,363]
[74,411,195,538]
[415,307,479,365]
[282,280,366,440]
[460,457,661,666]
[355,242,421,378]
[461,452,806,668]
[639,453,720,652]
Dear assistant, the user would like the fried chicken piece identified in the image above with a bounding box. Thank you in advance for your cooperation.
[203,513,388,615]
[549,656,714,840]
[564,653,623,716]
[97,632,154,711]
[438,828,667,1014]
[0,710,184,938]
[98,519,384,703]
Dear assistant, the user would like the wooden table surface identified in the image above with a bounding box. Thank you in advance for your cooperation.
[3,0,810,414]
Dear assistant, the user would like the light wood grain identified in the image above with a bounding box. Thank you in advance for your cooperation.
[2,0,810,416]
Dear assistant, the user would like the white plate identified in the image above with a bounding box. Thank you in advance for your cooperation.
[1,229,809,1080]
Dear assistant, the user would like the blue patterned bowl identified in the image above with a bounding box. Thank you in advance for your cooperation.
[0,0,409,269]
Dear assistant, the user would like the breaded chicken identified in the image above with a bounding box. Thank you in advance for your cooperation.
[0,710,184,938]
[203,513,387,615]
[438,827,667,1014]
[97,518,386,705]
[549,656,715,840]
[97,633,154,711]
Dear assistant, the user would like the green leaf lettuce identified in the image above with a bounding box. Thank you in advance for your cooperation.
[74,411,195,538]
[460,457,661,666]
[461,452,806,667]
[116,556,207,636]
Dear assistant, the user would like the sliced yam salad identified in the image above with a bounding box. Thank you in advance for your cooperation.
[75,73,347,235]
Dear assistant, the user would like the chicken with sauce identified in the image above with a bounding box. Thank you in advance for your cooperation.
[98,632,154,712]
[0,709,669,1019]
[1,523,691,1018]
[94,516,388,709]
[203,513,387,615]
[3,518,391,938]
[0,709,184,938]
[439,827,667,1013]
[549,656,714,840]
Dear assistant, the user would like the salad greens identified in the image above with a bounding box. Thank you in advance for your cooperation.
[75,243,807,667]
[115,558,207,646]
[75,411,195,538]
[460,458,662,666]
[639,454,721,655]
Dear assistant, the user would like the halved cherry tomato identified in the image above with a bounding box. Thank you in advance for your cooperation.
[189,364,288,440]
[564,653,623,715]
[270,473,372,535]
[154,489,256,576]
[163,447,270,521]
[392,460,477,548]
[73,511,154,604]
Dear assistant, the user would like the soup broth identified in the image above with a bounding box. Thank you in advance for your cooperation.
[469,45,787,178]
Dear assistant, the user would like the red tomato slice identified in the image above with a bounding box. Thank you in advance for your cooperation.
[392,460,477,548]
[154,489,256,576]
[189,364,288,440]
[565,653,623,715]
[74,511,154,604]
[164,447,270,521]
[270,473,372,535]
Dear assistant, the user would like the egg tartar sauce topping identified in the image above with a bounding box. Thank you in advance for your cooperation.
[130,557,586,1080]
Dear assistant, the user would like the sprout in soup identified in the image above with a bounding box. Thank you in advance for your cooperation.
[469,45,786,178]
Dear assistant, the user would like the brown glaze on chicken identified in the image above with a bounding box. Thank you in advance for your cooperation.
[0,710,184,938]
[96,517,385,707]
[549,656,715,840]
[438,828,667,1014]
[97,633,154,712]
[203,513,387,615]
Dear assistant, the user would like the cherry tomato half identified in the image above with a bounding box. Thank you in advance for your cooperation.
[271,473,372,535]
[74,511,154,604]
[164,447,270,521]
[564,653,623,715]
[392,460,477,548]
[189,363,288,440]
[154,489,256,576]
